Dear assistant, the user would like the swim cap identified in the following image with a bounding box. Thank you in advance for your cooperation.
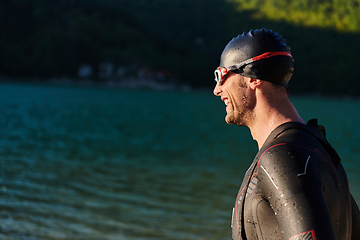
[219,28,294,87]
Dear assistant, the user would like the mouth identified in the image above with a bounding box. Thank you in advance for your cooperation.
[221,97,229,106]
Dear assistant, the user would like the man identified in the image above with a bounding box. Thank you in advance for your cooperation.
[213,28,360,240]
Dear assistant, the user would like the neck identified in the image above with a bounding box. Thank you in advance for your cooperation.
[248,89,305,149]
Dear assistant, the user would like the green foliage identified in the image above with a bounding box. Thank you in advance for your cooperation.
[228,0,360,32]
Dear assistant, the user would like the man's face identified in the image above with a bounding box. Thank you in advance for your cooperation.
[213,72,256,127]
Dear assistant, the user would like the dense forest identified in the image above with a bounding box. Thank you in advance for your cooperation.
[1,0,360,95]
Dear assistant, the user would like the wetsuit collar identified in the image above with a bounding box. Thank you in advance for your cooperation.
[259,121,307,152]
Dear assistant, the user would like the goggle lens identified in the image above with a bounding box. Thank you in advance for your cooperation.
[214,67,228,85]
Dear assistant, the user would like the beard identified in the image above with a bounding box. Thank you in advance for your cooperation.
[225,83,256,127]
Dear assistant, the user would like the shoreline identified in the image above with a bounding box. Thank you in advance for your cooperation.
[1,76,360,100]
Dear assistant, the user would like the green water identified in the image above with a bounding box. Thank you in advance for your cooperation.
[0,82,359,239]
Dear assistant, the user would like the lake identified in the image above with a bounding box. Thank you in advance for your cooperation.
[0,82,359,239]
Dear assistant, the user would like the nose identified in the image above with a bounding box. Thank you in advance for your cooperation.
[213,83,221,96]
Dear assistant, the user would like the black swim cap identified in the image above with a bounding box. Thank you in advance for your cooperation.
[219,28,294,87]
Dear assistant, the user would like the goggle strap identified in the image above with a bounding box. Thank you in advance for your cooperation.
[228,51,292,71]
[252,51,292,62]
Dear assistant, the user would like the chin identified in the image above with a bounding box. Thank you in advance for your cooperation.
[225,115,236,125]
[226,114,246,126]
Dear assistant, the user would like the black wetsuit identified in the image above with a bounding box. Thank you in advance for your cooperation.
[231,120,360,240]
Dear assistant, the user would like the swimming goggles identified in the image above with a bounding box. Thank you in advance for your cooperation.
[214,51,293,85]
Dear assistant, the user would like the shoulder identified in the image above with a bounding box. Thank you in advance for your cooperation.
[258,125,331,169]
[254,137,324,193]
[258,134,317,172]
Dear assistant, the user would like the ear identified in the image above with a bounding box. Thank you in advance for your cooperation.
[248,78,262,90]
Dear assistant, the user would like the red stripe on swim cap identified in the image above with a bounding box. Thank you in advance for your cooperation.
[252,51,293,62]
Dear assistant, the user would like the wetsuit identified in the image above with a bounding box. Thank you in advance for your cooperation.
[231,119,360,240]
